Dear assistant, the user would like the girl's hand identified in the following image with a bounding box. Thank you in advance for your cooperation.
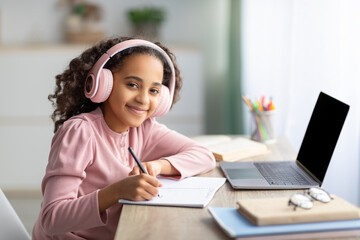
[98,173,161,212]
[117,174,160,201]
[99,159,180,213]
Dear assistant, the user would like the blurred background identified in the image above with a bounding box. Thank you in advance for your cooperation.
[0,0,359,233]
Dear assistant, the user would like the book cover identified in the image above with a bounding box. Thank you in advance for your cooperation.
[236,195,360,226]
[192,135,269,161]
[208,207,360,238]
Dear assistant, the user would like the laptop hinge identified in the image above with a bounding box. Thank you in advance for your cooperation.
[296,160,322,185]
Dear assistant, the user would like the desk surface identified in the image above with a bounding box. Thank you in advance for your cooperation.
[114,137,330,240]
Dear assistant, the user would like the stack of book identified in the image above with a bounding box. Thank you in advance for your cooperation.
[208,195,360,239]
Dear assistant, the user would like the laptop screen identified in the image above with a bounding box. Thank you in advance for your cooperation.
[297,92,349,183]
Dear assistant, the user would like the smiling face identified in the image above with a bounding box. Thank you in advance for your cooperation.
[101,54,164,133]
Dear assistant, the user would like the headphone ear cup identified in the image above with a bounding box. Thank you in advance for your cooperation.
[90,68,113,103]
[152,85,171,117]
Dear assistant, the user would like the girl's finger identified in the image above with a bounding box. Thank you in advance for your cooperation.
[146,165,157,177]
[129,166,141,176]
[142,182,159,198]
[142,174,160,188]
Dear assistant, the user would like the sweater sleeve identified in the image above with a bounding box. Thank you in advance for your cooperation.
[39,120,106,235]
[140,118,216,179]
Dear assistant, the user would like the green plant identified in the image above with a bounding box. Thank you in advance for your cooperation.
[128,7,165,25]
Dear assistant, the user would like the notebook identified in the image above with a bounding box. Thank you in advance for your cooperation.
[220,92,349,189]
[118,177,226,208]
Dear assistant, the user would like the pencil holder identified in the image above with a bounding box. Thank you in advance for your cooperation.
[250,111,276,143]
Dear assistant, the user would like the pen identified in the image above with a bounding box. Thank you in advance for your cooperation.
[128,147,148,174]
[128,146,161,197]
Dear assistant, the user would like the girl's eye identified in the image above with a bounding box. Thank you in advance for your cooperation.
[150,89,159,94]
[128,83,138,88]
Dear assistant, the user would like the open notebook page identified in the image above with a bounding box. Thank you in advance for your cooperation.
[119,177,226,208]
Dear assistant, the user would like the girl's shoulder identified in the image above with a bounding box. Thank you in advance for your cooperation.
[56,108,102,138]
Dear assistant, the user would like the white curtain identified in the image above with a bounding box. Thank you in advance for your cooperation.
[241,0,360,205]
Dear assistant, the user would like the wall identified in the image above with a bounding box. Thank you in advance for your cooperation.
[0,46,81,190]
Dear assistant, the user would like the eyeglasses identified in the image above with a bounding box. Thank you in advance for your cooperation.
[288,187,333,210]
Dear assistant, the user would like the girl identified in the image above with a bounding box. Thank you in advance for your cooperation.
[32,37,216,239]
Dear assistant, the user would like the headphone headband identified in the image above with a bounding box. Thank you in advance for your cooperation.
[85,39,175,116]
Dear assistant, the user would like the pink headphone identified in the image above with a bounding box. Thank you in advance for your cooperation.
[84,39,175,117]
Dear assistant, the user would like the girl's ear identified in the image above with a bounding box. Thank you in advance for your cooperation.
[151,85,171,118]
[85,69,113,103]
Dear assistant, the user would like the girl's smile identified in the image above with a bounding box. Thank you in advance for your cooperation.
[126,104,149,115]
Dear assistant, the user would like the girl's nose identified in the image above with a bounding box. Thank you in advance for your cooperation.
[136,90,150,105]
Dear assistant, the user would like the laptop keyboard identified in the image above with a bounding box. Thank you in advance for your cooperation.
[254,162,317,185]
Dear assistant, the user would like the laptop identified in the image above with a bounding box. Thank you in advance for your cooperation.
[220,92,349,189]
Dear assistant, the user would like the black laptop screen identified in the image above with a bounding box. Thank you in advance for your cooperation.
[297,92,349,183]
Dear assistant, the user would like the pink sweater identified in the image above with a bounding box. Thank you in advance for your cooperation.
[32,108,215,239]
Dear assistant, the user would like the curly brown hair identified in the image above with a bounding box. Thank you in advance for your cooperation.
[48,36,182,133]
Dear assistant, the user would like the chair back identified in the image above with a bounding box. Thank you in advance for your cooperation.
[0,188,31,240]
